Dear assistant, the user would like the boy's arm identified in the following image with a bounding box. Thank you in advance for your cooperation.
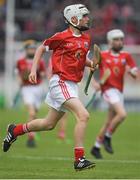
[29,45,46,84]
[128,67,138,79]
[91,76,101,92]
[126,53,138,79]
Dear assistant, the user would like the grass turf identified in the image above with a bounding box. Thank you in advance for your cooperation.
[0,107,140,179]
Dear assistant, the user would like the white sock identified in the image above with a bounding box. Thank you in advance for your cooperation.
[95,140,102,148]
[105,131,112,138]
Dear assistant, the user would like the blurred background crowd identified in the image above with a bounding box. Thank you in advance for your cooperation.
[1,0,140,42]
[0,0,140,71]
[0,0,140,109]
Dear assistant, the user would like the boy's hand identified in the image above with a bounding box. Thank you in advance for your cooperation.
[29,70,37,84]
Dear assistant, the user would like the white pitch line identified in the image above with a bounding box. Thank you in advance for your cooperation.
[8,155,140,164]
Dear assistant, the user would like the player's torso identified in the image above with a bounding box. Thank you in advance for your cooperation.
[18,58,32,72]
[52,29,90,82]
[100,51,128,91]
[17,58,43,85]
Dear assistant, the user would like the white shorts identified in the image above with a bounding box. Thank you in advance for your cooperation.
[21,85,44,109]
[102,88,124,105]
[45,74,78,112]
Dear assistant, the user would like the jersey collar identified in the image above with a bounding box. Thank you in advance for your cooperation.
[109,50,120,57]
[68,28,82,37]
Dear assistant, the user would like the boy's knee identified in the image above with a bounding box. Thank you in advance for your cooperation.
[79,111,89,122]
[47,125,55,130]
[44,121,56,130]
[118,111,127,121]
[105,121,111,127]
[29,111,36,120]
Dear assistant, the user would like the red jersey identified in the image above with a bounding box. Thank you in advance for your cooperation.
[43,28,91,82]
[100,50,137,92]
[16,58,46,85]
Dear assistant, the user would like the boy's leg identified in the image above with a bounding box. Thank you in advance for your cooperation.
[64,98,89,147]
[21,86,39,145]
[26,104,37,147]
[105,102,127,136]
[24,107,65,132]
[91,107,115,158]
[102,102,127,154]
[102,89,126,137]
[3,107,65,152]
[96,107,115,145]
[64,98,96,170]
[57,113,67,140]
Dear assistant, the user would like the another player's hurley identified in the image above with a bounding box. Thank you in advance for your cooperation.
[3,4,97,171]
[85,69,111,108]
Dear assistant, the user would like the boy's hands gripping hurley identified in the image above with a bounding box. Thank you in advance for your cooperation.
[84,44,101,95]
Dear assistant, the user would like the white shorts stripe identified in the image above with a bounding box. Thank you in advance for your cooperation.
[58,80,70,99]
[45,75,78,112]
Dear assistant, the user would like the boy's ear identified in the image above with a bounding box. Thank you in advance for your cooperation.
[71,16,78,25]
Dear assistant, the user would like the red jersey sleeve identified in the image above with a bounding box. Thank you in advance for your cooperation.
[126,53,136,68]
[99,53,110,70]
[43,32,63,50]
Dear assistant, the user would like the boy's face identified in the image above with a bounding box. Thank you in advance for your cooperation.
[71,14,90,31]
[79,14,90,30]
[26,48,36,59]
[110,38,124,52]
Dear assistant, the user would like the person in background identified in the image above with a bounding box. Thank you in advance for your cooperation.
[16,40,46,147]
[90,29,138,159]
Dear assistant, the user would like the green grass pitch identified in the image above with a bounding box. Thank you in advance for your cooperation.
[0,107,140,179]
